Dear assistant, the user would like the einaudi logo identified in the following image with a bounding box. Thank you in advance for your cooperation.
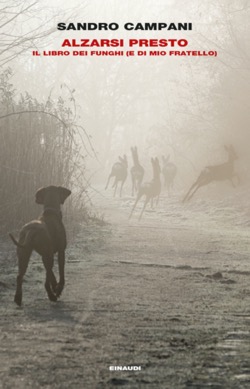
[109,366,142,371]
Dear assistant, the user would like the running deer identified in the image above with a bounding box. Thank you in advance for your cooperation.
[129,157,161,220]
[183,145,239,202]
[105,155,128,197]
[162,155,177,194]
[130,146,144,196]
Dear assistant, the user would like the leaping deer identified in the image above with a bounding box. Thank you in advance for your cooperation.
[129,157,161,220]
[130,146,144,196]
[162,155,177,195]
[183,145,239,202]
[105,155,128,197]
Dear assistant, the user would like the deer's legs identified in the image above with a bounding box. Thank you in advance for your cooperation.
[235,173,241,185]
[129,192,143,219]
[134,181,137,194]
[183,169,208,202]
[120,179,125,197]
[167,182,172,197]
[137,177,143,190]
[229,178,236,188]
[105,174,113,190]
[183,175,206,202]
[113,179,118,197]
[139,196,150,221]
[230,173,240,187]
[131,177,135,196]
[185,178,210,202]
[183,180,198,202]
[185,183,201,201]
[113,183,118,197]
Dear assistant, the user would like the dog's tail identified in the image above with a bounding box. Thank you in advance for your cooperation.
[9,228,41,249]
[9,233,25,248]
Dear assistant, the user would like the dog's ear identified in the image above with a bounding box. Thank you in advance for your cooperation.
[58,187,71,204]
[35,187,46,204]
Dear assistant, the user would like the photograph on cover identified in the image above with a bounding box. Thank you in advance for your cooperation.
[0,0,249,388]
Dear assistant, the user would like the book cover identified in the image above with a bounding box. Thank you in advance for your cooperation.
[0,1,249,388]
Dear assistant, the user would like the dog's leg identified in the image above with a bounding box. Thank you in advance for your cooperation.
[42,255,57,302]
[49,257,57,294]
[14,247,32,306]
[56,250,65,298]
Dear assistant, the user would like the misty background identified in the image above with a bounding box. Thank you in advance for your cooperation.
[0,0,249,232]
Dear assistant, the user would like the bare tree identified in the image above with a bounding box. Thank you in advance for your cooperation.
[0,0,86,67]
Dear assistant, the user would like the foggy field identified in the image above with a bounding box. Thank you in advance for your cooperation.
[1,186,250,388]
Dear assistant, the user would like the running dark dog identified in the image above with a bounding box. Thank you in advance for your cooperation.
[9,185,71,306]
